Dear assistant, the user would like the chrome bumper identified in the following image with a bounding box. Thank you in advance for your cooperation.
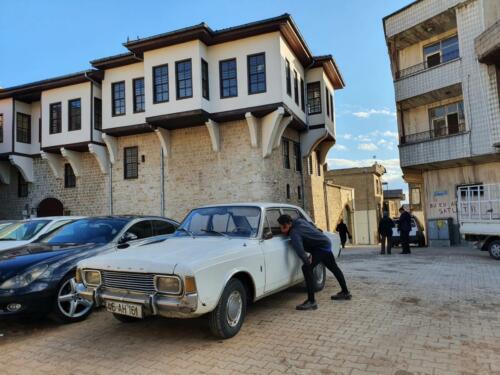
[78,284,198,317]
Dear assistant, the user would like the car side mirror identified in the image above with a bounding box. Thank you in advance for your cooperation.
[263,230,273,240]
[119,232,138,244]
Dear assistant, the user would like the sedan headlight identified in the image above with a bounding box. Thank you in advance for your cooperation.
[82,270,102,287]
[155,276,182,295]
[0,264,49,289]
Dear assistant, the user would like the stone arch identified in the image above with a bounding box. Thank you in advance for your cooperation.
[37,197,64,217]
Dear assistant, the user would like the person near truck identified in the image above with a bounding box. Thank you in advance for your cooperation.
[398,207,412,254]
[277,214,351,311]
[378,212,395,255]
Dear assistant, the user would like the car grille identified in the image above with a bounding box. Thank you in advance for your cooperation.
[101,271,156,294]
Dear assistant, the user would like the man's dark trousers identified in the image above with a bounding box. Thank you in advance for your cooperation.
[400,230,411,254]
[302,249,348,302]
[381,234,392,254]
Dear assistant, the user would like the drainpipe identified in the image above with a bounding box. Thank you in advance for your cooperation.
[160,148,165,216]
[108,160,113,215]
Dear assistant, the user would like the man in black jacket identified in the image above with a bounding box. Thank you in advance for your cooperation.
[335,219,350,248]
[398,207,412,254]
[378,212,394,255]
[278,214,351,311]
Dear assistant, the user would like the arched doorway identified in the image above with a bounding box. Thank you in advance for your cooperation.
[37,198,64,217]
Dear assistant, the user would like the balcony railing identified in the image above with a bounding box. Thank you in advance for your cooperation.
[396,51,460,80]
[400,122,465,145]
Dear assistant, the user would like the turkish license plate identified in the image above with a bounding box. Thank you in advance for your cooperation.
[105,301,143,318]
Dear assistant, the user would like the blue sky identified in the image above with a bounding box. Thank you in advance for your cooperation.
[0,0,413,196]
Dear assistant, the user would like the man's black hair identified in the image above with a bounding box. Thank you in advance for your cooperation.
[277,214,293,225]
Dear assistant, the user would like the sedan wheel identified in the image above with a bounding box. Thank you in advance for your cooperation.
[488,240,500,260]
[226,290,243,328]
[51,275,93,323]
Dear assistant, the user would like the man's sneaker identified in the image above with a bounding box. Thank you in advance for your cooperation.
[296,300,318,310]
[331,291,352,300]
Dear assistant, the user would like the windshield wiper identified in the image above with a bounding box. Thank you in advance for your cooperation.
[201,229,229,238]
[177,227,195,238]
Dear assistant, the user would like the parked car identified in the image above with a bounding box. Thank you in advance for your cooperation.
[391,216,426,247]
[0,217,80,252]
[0,216,179,323]
[77,203,340,339]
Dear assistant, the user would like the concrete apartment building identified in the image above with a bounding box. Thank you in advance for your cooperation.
[326,163,386,244]
[383,0,500,243]
[0,14,346,227]
[383,188,406,218]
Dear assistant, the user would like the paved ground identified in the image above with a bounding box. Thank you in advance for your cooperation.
[1,246,499,375]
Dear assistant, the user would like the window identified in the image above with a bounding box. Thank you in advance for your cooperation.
[316,151,321,176]
[64,163,76,188]
[176,59,192,99]
[0,114,3,143]
[429,101,465,137]
[18,172,28,197]
[68,99,81,131]
[297,186,302,200]
[300,78,305,112]
[50,102,62,134]
[307,82,321,115]
[294,71,299,104]
[293,142,302,172]
[265,209,282,235]
[153,64,169,103]
[16,113,31,144]
[112,81,125,116]
[125,221,153,240]
[308,156,313,175]
[423,35,459,68]
[282,139,290,169]
[286,184,291,199]
[124,146,139,179]
[283,208,302,220]
[133,78,145,112]
[219,58,237,98]
[247,53,266,94]
[285,59,291,96]
[201,59,209,100]
[409,185,422,211]
[330,93,334,120]
[94,98,102,130]
[152,220,176,235]
[325,87,330,117]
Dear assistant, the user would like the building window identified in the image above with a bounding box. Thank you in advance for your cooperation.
[325,87,330,118]
[201,59,209,100]
[330,93,334,120]
[409,185,422,211]
[0,114,3,143]
[423,35,459,68]
[133,78,145,113]
[293,142,302,173]
[297,186,302,200]
[294,71,299,105]
[50,102,62,134]
[282,139,290,169]
[64,163,76,188]
[68,99,81,131]
[300,78,305,112]
[429,101,465,137]
[247,53,266,94]
[94,98,102,130]
[285,59,291,96]
[219,58,237,98]
[307,82,321,115]
[286,184,291,200]
[16,113,31,144]
[153,64,169,103]
[316,151,321,177]
[176,59,193,99]
[18,172,28,197]
[124,146,138,179]
[112,81,126,116]
[308,156,313,175]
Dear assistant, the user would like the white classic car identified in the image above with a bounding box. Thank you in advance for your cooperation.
[77,203,341,338]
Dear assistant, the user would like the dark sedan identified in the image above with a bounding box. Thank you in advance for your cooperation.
[0,216,178,323]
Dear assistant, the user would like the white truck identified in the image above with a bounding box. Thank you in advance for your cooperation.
[458,184,500,260]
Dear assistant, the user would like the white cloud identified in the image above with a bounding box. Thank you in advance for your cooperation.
[352,108,396,119]
[326,158,403,185]
[342,134,353,140]
[358,143,378,151]
[336,144,348,151]
[383,130,399,139]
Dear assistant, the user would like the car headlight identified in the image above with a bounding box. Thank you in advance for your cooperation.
[82,270,102,287]
[0,264,49,289]
[155,276,182,295]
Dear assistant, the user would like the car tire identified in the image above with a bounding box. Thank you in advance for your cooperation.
[112,313,142,323]
[50,273,94,324]
[488,240,500,260]
[313,263,326,292]
[208,278,247,339]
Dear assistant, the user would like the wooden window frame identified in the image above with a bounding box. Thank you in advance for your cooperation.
[153,64,169,104]
[112,81,126,116]
[133,77,145,113]
[219,58,238,99]
[247,52,266,95]
[49,102,62,134]
[175,59,193,100]
[68,98,81,131]
[124,146,139,180]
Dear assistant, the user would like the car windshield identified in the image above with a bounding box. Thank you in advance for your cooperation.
[177,206,261,238]
[0,220,50,241]
[41,218,129,245]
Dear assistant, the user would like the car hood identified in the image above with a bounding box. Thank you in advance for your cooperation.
[0,240,30,252]
[0,242,106,283]
[78,236,256,274]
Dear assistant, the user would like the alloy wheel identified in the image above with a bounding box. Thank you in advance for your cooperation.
[57,277,93,319]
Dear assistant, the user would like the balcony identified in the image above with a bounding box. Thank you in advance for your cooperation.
[401,122,466,145]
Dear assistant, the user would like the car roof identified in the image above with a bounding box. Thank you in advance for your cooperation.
[198,202,304,210]
[72,215,179,222]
